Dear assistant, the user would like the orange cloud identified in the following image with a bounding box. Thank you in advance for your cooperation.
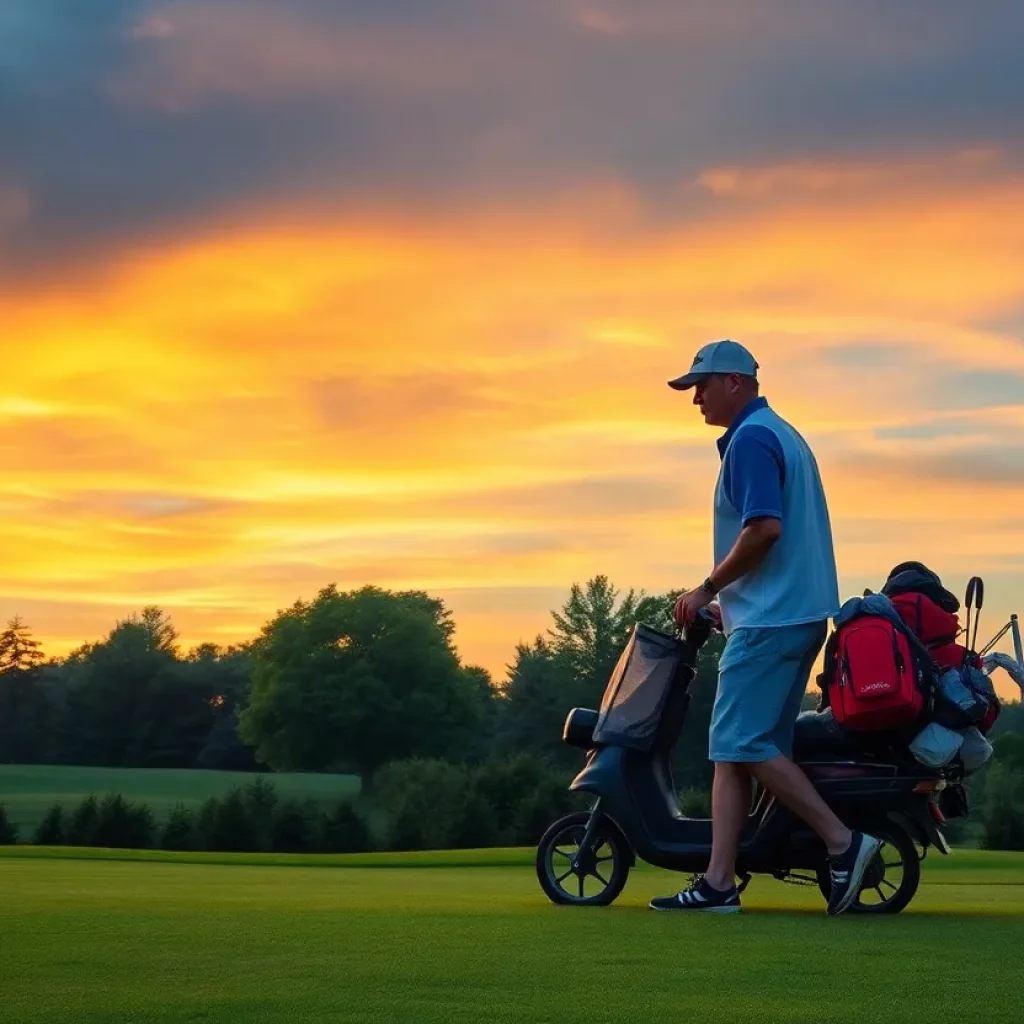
[2,164,1024,696]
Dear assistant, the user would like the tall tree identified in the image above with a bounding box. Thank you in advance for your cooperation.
[189,643,262,770]
[0,618,52,763]
[136,607,179,655]
[549,576,648,701]
[0,616,44,672]
[56,611,183,766]
[496,636,575,766]
[240,585,490,777]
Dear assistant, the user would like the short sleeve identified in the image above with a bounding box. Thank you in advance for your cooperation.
[723,425,784,524]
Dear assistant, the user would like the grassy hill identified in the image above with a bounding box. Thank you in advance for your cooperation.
[0,763,360,836]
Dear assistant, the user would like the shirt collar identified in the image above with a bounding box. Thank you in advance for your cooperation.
[717,396,769,458]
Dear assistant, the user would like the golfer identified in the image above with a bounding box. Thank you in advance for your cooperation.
[650,340,880,915]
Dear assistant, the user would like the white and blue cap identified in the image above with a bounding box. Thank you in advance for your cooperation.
[667,339,759,391]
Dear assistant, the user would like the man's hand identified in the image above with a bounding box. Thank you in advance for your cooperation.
[673,587,714,629]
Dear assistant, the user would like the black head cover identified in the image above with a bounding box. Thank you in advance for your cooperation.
[881,561,961,613]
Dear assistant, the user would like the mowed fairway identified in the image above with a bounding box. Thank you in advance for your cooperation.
[2,848,1023,1023]
[0,765,360,835]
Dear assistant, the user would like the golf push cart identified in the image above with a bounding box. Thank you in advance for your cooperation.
[536,591,1024,914]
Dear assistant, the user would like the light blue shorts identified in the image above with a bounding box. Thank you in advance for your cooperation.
[709,621,828,763]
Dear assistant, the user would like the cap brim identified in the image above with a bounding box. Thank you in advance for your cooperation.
[667,372,708,391]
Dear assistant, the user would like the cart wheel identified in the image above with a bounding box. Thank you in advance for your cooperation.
[816,822,921,914]
[536,811,631,906]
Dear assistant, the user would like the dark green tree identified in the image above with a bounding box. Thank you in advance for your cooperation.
[92,794,154,849]
[200,789,259,852]
[34,804,65,845]
[319,802,373,853]
[982,764,1024,850]
[270,800,314,853]
[0,803,17,844]
[160,804,200,851]
[192,645,261,770]
[0,617,52,764]
[993,731,1024,774]
[56,614,181,766]
[240,585,490,777]
[495,636,576,765]
[66,795,99,845]
[0,616,45,671]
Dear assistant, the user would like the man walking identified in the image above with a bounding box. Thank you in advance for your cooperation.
[650,340,879,916]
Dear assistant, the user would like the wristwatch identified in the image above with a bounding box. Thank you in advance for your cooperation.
[701,576,718,596]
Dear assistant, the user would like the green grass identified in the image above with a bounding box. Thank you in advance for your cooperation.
[2,846,1023,1023]
[0,764,360,836]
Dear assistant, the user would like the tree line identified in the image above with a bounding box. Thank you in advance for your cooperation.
[2,574,1022,850]
[0,576,723,790]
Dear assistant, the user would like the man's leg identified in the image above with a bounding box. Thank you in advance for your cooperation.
[704,762,752,891]
[747,755,850,854]
[649,628,754,912]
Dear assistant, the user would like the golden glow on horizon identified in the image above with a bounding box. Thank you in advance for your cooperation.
[3,163,1024,695]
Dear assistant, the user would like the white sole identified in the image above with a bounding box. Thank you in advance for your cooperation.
[649,903,741,914]
[829,835,883,916]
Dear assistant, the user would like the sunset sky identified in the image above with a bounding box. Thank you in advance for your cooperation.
[2,1,1024,692]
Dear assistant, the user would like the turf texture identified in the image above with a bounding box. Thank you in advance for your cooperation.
[2,846,1023,1023]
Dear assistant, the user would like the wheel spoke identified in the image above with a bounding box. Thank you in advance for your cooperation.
[555,869,573,884]
[874,885,886,901]
[595,854,615,863]
[577,875,585,899]
[553,847,575,859]
[881,879,898,892]
[592,869,609,887]
[883,859,903,869]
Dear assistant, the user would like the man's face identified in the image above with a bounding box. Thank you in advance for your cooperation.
[692,374,738,427]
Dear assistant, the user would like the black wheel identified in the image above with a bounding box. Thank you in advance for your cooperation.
[816,822,921,914]
[536,811,631,906]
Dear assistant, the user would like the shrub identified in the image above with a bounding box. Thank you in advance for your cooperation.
[199,789,260,852]
[448,786,499,850]
[197,795,220,849]
[387,804,426,852]
[66,795,99,845]
[33,804,64,845]
[160,804,200,851]
[319,802,373,853]
[0,804,17,844]
[472,755,548,839]
[982,764,1024,851]
[92,794,154,849]
[375,758,471,850]
[243,776,279,850]
[510,775,577,846]
[372,755,582,851]
[270,799,315,853]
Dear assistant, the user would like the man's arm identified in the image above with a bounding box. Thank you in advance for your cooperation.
[708,517,782,593]
[675,426,784,626]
